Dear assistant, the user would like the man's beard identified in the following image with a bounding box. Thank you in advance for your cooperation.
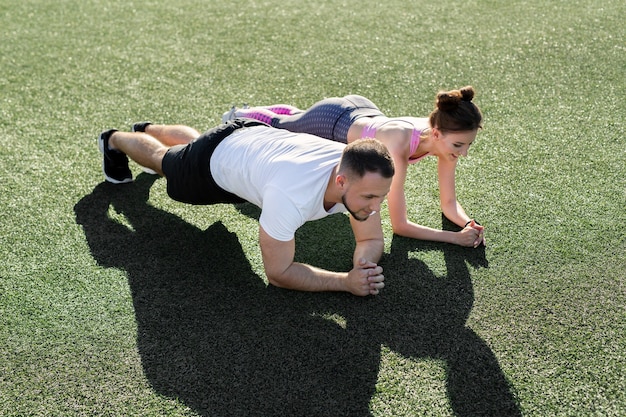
[342,194,369,222]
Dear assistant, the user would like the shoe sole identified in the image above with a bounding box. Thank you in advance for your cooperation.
[98,132,133,184]
[140,166,158,175]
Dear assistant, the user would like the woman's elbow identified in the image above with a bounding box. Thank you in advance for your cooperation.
[390,218,412,236]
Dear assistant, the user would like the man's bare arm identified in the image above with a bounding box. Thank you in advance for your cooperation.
[349,211,385,266]
[258,226,383,296]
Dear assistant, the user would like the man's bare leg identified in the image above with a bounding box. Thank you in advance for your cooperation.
[143,124,200,146]
[109,131,169,176]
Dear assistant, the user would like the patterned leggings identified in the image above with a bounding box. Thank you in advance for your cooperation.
[235,95,384,143]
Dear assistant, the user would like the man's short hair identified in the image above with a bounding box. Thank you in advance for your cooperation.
[339,139,395,180]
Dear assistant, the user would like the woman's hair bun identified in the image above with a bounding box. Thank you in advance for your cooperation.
[459,86,475,102]
[429,86,482,131]
[436,86,475,111]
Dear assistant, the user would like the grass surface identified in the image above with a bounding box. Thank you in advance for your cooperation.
[1,0,624,415]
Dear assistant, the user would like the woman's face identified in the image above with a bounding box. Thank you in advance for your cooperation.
[434,128,478,161]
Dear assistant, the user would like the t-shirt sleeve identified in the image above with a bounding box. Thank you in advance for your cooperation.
[258,185,305,242]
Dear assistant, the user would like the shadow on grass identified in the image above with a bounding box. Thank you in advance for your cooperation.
[382,224,520,416]
[75,175,520,416]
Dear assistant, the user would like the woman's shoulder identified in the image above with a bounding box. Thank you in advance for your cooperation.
[389,116,429,128]
[370,117,427,132]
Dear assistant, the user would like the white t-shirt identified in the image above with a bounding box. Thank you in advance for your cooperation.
[211,125,347,241]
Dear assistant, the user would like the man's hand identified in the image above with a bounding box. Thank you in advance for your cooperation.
[347,258,385,296]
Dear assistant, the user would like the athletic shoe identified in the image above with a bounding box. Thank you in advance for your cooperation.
[222,106,238,123]
[98,129,133,184]
[138,166,157,175]
[131,121,152,133]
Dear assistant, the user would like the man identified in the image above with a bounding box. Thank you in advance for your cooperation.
[98,118,394,296]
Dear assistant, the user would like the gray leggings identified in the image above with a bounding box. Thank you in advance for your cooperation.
[270,95,384,143]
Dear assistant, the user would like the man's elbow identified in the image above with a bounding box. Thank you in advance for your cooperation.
[266,273,287,288]
[264,267,291,289]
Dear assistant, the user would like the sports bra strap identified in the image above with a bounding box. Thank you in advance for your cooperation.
[361,119,430,164]
[361,124,378,139]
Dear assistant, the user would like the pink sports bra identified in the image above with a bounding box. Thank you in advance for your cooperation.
[361,119,429,164]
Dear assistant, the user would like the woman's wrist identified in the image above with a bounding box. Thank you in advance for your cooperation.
[464,219,481,228]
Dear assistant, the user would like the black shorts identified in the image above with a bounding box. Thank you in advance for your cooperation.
[161,118,268,205]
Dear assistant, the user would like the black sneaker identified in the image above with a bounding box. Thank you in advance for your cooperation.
[131,121,151,133]
[98,129,133,184]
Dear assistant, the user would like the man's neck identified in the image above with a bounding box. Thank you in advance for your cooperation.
[322,165,340,211]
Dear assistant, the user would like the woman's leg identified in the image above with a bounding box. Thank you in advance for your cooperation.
[234,96,382,142]
[236,97,350,141]
[233,107,278,125]
[235,104,301,121]
[263,105,301,115]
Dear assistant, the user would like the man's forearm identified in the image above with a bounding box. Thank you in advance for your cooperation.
[267,262,349,293]
[267,260,383,297]
[353,238,384,266]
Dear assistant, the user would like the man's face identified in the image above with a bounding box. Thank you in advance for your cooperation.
[340,172,392,221]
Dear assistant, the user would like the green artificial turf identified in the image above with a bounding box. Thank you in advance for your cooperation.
[1,0,624,415]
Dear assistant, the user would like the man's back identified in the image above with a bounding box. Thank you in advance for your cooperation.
[211,125,347,241]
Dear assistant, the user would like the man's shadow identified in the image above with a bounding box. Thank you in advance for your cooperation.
[75,176,520,416]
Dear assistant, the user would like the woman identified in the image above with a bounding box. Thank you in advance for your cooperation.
[223,86,486,247]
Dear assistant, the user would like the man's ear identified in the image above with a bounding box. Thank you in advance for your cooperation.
[336,174,346,188]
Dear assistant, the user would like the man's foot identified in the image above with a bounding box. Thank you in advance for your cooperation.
[222,106,238,123]
[98,129,133,184]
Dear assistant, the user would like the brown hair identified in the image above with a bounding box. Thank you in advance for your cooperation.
[428,86,483,132]
[339,138,395,180]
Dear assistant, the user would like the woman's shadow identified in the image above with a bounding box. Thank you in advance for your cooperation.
[75,175,520,416]
[377,223,520,416]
